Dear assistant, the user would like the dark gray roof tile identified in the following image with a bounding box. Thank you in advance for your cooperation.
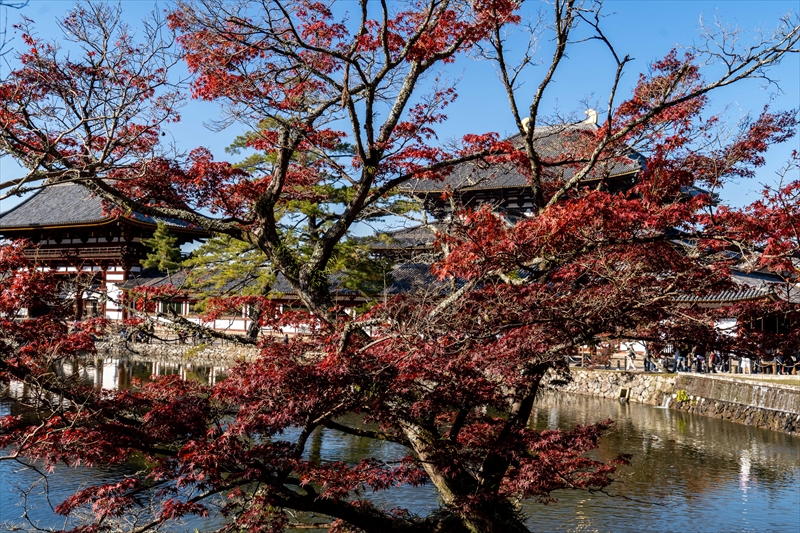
[365,224,439,250]
[386,263,466,295]
[119,269,190,290]
[0,183,205,232]
[675,270,797,304]
[0,183,106,228]
[404,122,642,194]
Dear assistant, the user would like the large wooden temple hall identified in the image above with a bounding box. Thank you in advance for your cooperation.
[0,183,208,320]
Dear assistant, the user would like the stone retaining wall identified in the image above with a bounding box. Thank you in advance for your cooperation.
[96,341,258,365]
[561,370,800,435]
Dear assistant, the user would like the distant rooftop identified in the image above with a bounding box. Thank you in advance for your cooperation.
[404,121,644,194]
[364,223,440,251]
[119,262,466,299]
[674,270,798,305]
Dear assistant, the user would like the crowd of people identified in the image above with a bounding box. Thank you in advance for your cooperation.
[623,343,798,375]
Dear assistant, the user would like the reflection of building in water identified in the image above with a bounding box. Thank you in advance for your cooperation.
[101,358,120,390]
[547,405,560,430]
[739,449,752,494]
[3,379,73,411]
[2,358,230,406]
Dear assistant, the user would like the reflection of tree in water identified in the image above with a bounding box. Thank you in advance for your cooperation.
[529,394,799,503]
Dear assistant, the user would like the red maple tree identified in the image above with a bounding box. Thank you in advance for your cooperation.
[1,1,799,532]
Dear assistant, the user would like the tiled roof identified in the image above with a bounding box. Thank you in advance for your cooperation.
[121,269,361,298]
[673,288,774,304]
[0,183,204,232]
[403,122,643,194]
[0,183,107,228]
[385,263,464,295]
[127,211,204,231]
[365,224,439,250]
[121,263,798,309]
[119,269,190,290]
[119,263,464,299]
[674,271,797,304]
[271,271,361,297]
[271,263,464,296]
[680,185,720,205]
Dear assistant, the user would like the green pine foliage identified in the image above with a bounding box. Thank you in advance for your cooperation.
[184,235,275,299]
[179,123,412,306]
[327,238,395,298]
[141,221,183,273]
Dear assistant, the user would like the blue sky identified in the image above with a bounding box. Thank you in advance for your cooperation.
[1,0,798,212]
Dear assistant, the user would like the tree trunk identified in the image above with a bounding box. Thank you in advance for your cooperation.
[459,502,530,533]
[246,308,262,339]
[401,421,532,533]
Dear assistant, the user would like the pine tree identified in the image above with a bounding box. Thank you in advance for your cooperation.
[141,221,182,273]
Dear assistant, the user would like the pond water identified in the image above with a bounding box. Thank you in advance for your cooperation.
[2,357,799,532]
[524,394,800,532]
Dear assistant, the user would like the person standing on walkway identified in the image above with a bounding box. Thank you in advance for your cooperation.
[742,355,752,374]
[676,345,688,372]
[626,345,638,371]
[686,345,698,373]
[643,344,655,372]
[709,350,719,373]
[695,348,705,373]
[662,344,675,372]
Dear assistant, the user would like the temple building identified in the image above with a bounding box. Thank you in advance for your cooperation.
[369,114,645,261]
[0,183,208,320]
[1,116,793,341]
[409,119,642,220]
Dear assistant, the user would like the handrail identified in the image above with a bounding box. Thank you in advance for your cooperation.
[25,246,127,260]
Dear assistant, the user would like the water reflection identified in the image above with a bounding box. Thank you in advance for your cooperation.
[4,357,227,404]
[2,359,799,533]
[1,356,231,531]
[524,394,800,532]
